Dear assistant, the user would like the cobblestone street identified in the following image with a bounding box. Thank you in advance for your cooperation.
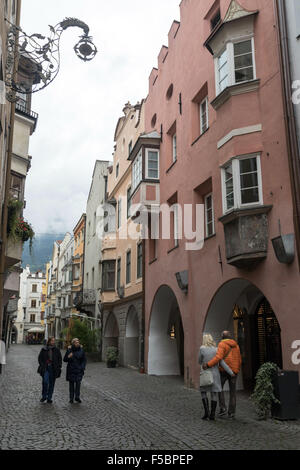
[0,345,300,450]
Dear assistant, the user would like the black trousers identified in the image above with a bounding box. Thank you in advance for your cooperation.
[219,371,237,415]
[69,381,81,400]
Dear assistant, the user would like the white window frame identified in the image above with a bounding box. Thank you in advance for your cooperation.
[221,154,263,214]
[204,193,215,237]
[200,97,209,135]
[172,134,177,162]
[145,148,160,180]
[215,36,256,96]
[132,150,142,191]
[173,204,179,247]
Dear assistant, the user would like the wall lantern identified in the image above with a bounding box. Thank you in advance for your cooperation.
[175,271,188,294]
[271,234,295,264]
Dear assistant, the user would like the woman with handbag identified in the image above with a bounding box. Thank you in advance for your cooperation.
[198,334,234,420]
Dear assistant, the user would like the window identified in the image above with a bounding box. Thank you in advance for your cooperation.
[68,295,71,307]
[30,314,35,323]
[216,38,255,95]
[117,258,121,289]
[234,40,254,83]
[137,243,143,279]
[217,49,229,93]
[57,297,61,308]
[132,150,142,191]
[222,155,262,213]
[102,260,116,291]
[173,205,179,247]
[11,174,23,200]
[127,186,131,219]
[32,284,37,293]
[92,267,95,288]
[172,134,177,163]
[31,300,36,308]
[128,140,133,156]
[117,198,122,229]
[146,149,159,179]
[200,97,209,135]
[126,251,131,284]
[116,163,119,178]
[204,193,215,237]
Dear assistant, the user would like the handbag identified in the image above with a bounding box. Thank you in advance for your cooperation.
[199,367,214,387]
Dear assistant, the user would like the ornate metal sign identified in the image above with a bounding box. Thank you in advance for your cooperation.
[5,17,97,100]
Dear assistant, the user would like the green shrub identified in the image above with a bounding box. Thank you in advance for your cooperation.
[61,318,100,353]
[251,362,280,420]
[106,346,118,362]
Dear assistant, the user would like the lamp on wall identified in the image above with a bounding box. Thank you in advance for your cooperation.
[175,271,188,294]
[271,233,295,264]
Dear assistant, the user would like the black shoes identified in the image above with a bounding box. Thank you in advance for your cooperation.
[218,408,227,417]
[69,400,74,404]
[47,399,53,403]
[75,398,82,403]
[40,398,46,403]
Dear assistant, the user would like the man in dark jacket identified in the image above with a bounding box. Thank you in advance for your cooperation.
[63,338,86,403]
[38,337,62,403]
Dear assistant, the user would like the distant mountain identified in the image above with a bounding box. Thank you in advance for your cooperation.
[22,233,65,272]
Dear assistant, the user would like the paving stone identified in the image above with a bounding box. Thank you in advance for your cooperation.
[0,345,300,450]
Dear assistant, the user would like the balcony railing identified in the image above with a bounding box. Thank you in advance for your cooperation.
[15,101,38,120]
[15,101,39,132]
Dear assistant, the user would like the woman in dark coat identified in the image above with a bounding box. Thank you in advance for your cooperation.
[63,338,86,403]
[38,337,62,403]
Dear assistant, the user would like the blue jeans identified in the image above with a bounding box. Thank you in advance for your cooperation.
[42,365,56,400]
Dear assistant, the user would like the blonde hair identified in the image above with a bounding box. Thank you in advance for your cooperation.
[202,334,216,348]
[72,338,79,344]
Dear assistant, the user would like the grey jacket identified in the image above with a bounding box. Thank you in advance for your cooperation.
[198,346,234,392]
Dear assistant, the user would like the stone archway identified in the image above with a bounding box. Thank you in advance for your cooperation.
[124,305,140,369]
[103,312,119,357]
[148,285,184,376]
[203,279,283,390]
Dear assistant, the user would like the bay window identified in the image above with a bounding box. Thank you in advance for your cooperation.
[146,149,159,179]
[222,154,262,213]
[215,38,256,95]
[132,150,142,191]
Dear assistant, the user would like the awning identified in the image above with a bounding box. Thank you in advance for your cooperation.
[27,327,45,333]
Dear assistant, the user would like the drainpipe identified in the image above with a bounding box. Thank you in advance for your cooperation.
[274,0,300,271]
[0,0,22,341]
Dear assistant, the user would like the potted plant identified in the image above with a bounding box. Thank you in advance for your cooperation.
[106,346,118,368]
[251,362,280,420]
[7,199,35,253]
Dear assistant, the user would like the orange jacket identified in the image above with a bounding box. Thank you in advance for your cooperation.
[207,339,242,374]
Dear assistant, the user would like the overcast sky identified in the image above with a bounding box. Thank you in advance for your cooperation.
[20,0,180,235]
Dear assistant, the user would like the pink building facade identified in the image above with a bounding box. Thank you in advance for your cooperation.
[130,0,300,389]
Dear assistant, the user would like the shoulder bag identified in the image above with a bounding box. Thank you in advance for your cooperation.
[199,367,214,387]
